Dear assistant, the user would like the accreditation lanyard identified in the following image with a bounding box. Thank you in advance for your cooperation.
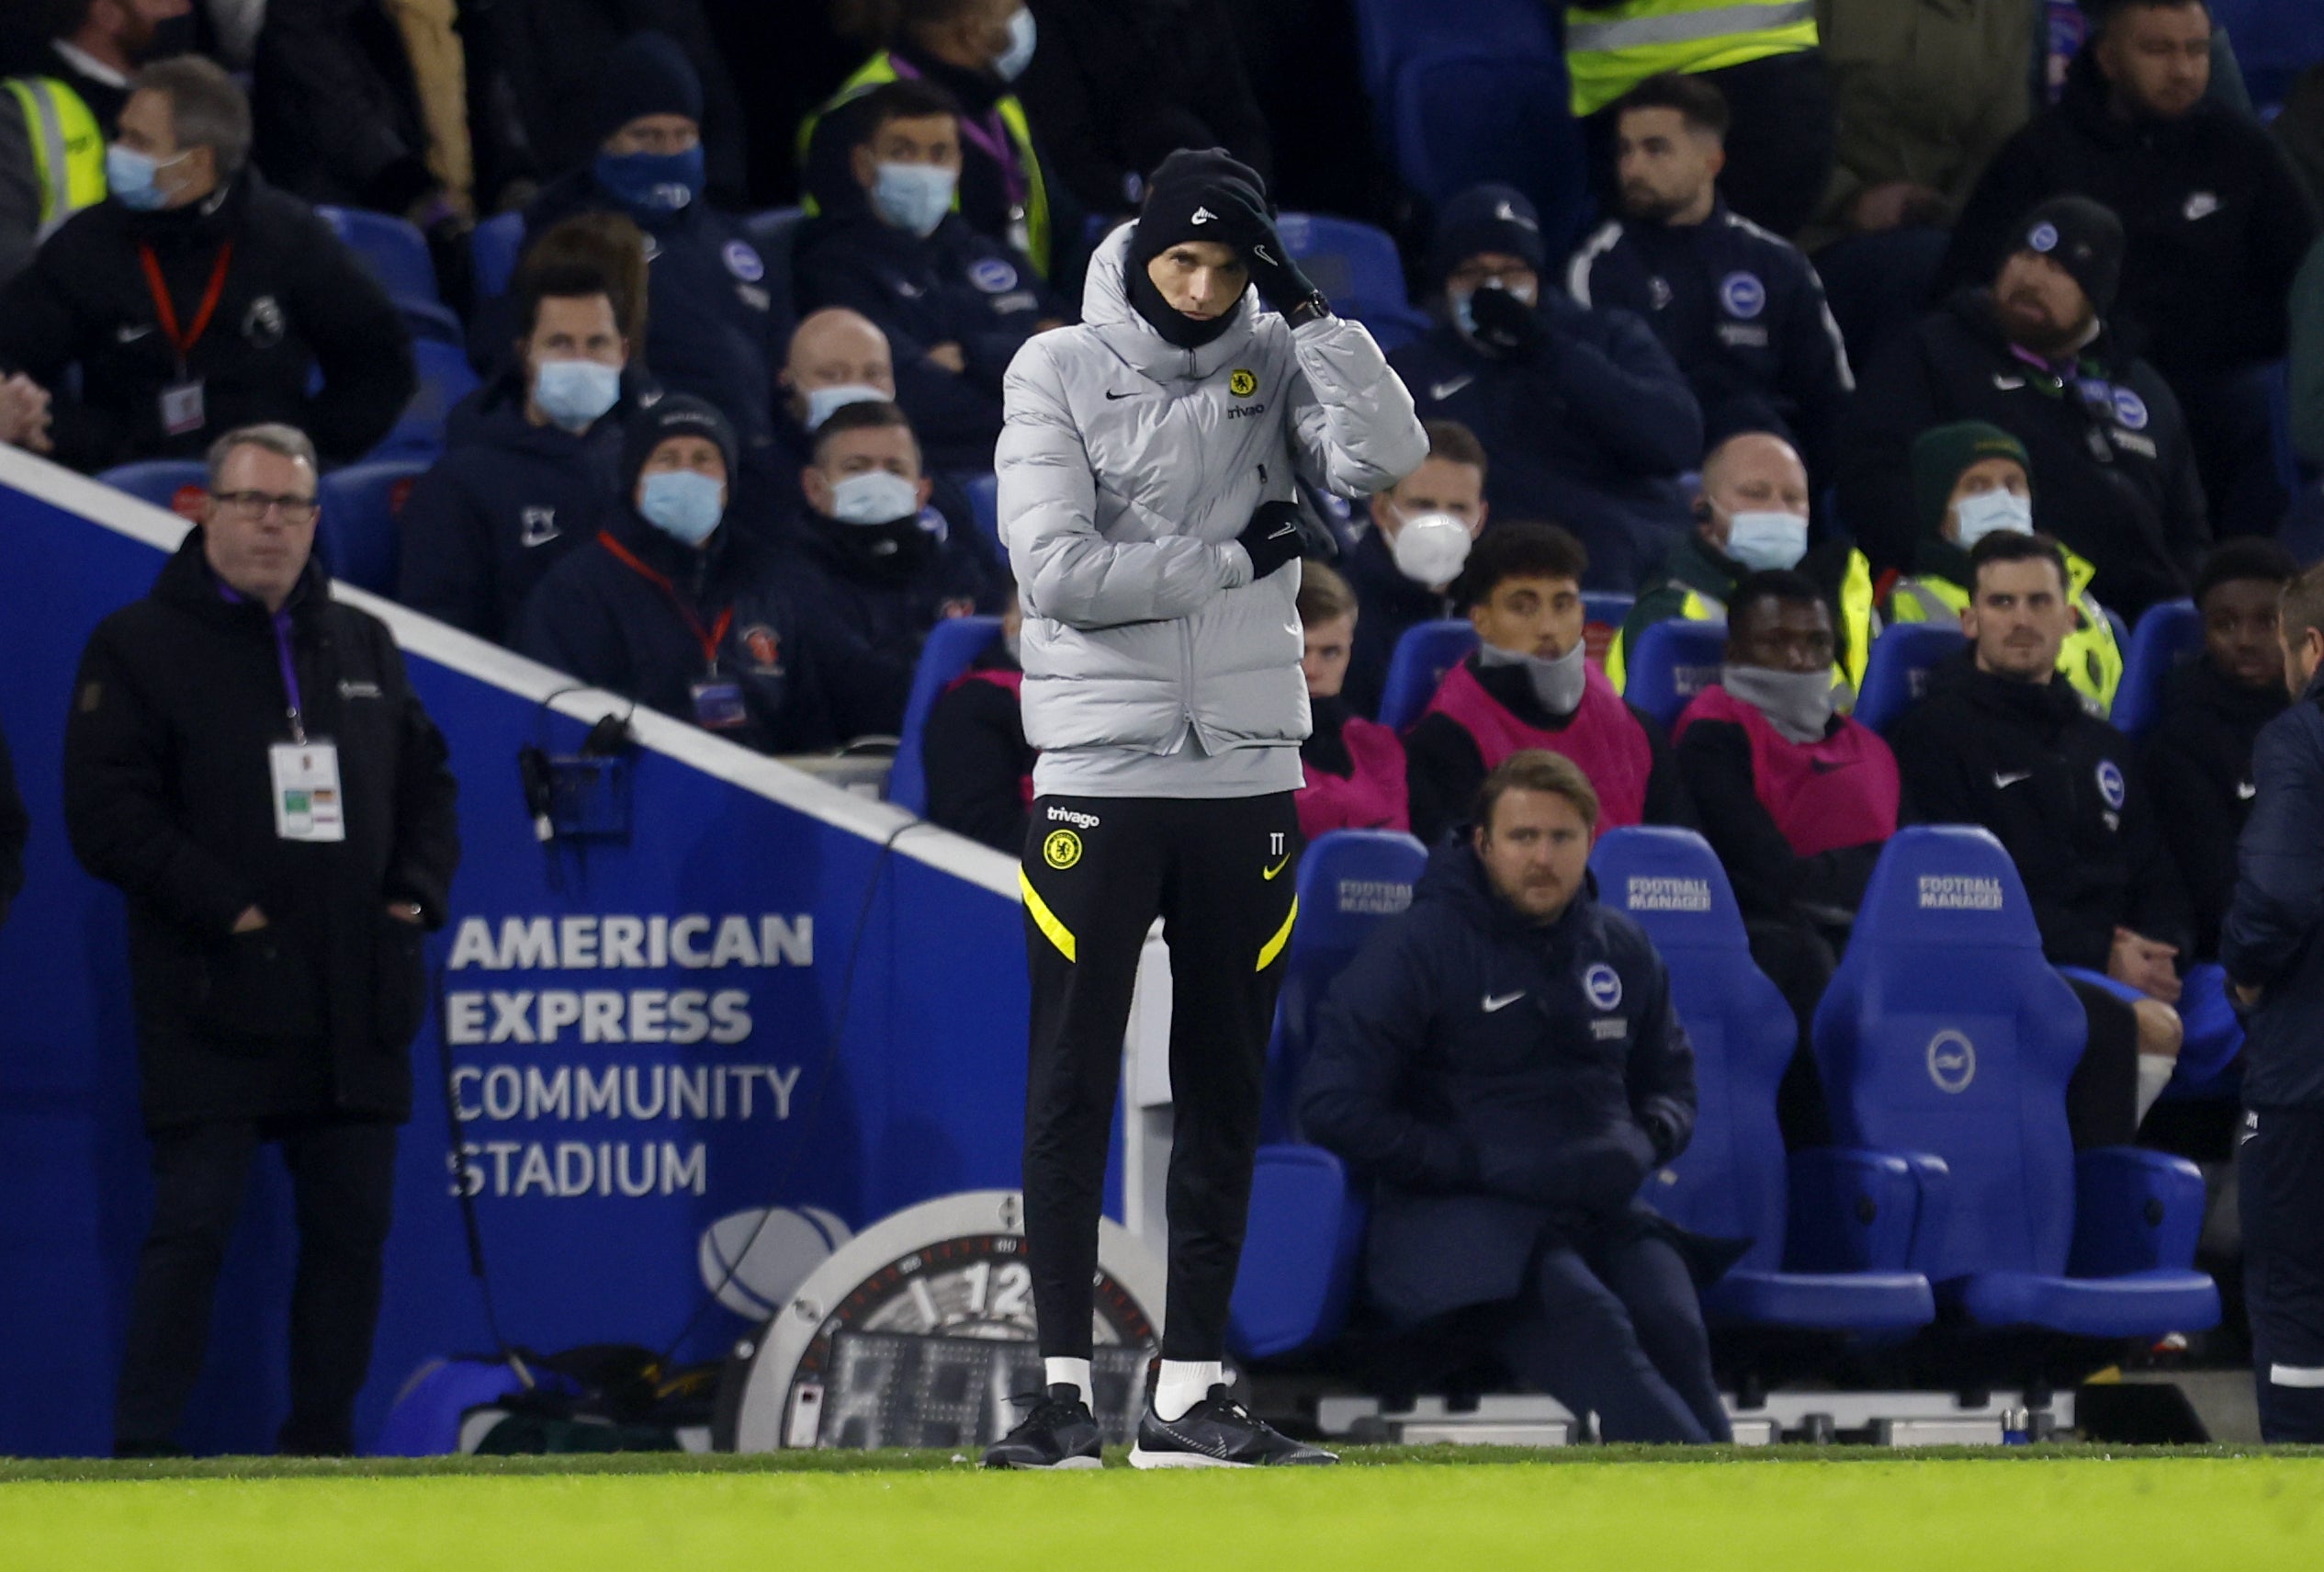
[139,239,233,373]
[222,580,344,840]
[596,531,733,675]
[219,578,307,741]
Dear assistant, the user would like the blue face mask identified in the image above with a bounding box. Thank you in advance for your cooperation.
[531,359,622,431]
[829,469,922,526]
[1724,509,1810,571]
[804,382,887,429]
[593,145,705,218]
[993,6,1037,82]
[872,162,957,238]
[107,144,186,212]
[637,469,725,546]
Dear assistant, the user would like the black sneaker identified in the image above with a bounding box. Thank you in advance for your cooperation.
[982,1384,1103,1470]
[1129,1385,1338,1468]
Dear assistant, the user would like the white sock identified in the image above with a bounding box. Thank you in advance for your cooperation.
[2136,1056,2176,1125]
[1044,1357,1092,1407]
[1153,1359,1225,1422]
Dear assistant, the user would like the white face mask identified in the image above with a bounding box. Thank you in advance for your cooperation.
[1477,638,1588,716]
[1724,509,1809,571]
[1954,488,2035,549]
[803,382,887,429]
[1388,510,1473,587]
[828,469,921,526]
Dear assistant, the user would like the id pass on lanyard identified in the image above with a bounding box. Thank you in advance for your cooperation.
[230,587,347,842]
[141,239,231,438]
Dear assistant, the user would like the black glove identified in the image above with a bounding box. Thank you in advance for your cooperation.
[1235,499,1304,580]
[1478,1125,1654,1213]
[1199,182,1329,322]
[1466,283,1544,359]
[1572,1125,1658,1214]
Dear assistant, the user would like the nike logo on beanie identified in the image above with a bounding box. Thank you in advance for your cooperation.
[1191,207,1216,225]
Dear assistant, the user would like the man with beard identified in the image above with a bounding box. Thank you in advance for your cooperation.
[1835,195,2206,619]
[1567,73,1852,478]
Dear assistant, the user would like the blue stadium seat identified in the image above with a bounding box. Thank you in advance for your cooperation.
[2110,599,2200,741]
[318,459,427,594]
[1377,617,1479,731]
[470,211,525,302]
[960,472,1000,551]
[1583,592,1634,630]
[888,616,1003,816]
[96,458,209,521]
[1855,622,1966,733]
[1386,51,1592,262]
[1592,828,1936,1333]
[1275,211,1415,330]
[398,298,466,348]
[1813,827,2220,1338]
[318,206,438,302]
[1232,828,1427,1361]
[743,207,807,334]
[1622,616,1727,729]
[371,339,481,461]
[2210,2,2324,107]
[1352,0,1559,106]
[1258,828,1430,1144]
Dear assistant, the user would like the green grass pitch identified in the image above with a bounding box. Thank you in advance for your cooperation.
[4,1448,2322,1571]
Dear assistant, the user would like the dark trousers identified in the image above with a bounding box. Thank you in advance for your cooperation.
[1743,916,1837,1149]
[2062,977,2142,1149]
[1493,1221,1730,1444]
[2241,1105,2324,1442]
[115,1114,399,1455]
[1020,792,1301,1363]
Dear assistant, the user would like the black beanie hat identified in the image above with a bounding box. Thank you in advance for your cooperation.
[594,32,704,145]
[1127,147,1269,268]
[2014,196,2124,315]
[1429,184,1546,287]
[623,394,736,492]
[1911,421,2031,543]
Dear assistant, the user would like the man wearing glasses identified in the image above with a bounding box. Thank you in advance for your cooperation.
[63,424,461,1455]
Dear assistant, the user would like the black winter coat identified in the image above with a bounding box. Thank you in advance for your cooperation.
[1833,289,2206,618]
[1341,522,1450,722]
[62,532,460,1127]
[1299,843,1698,1326]
[1935,48,2318,383]
[2221,673,2324,1108]
[921,646,1030,854]
[1389,301,1700,594]
[514,511,839,755]
[0,175,417,472]
[395,375,627,643]
[778,503,1003,740]
[2142,655,2285,959]
[1889,652,2190,972]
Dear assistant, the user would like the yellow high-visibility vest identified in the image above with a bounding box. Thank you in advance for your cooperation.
[796,51,1053,278]
[5,75,105,239]
[1565,1,1821,118]
[1608,549,1875,704]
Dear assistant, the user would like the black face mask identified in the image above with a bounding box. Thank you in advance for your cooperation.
[1127,262,1236,351]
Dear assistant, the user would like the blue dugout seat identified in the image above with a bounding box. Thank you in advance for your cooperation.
[1813,828,2219,1338]
[318,460,427,594]
[1386,51,1591,263]
[1855,623,1966,733]
[1275,211,1427,345]
[960,472,1000,551]
[1353,0,1559,105]
[318,206,438,302]
[96,458,209,520]
[888,616,1003,816]
[2110,599,2200,741]
[1622,616,1727,729]
[1377,618,1478,731]
[1231,829,1427,1361]
[1593,829,1936,1333]
[470,211,524,303]
[371,339,481,461]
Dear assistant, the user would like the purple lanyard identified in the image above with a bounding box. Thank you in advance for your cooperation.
[2007,344,2070,380]
[888,56,1027,209]
[219,582,307,742]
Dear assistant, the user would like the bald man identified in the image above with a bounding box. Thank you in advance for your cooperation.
[776,308,899,471]
[1611,431,1877,699]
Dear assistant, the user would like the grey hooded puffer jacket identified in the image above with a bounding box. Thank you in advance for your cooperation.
[998,223,1426,792]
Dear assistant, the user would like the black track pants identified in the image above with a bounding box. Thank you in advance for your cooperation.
[1018,792,1301,1362]
[2243,1105,2324,1442]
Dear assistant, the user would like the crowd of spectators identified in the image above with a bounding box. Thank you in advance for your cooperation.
[4,0,2324,1432]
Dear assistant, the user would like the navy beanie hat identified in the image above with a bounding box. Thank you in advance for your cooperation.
[594,32,704,145]
[1429,185,1546,286]
[623,394,736,492]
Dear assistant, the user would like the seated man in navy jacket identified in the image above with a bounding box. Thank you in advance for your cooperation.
[792,77,1065,475]
[780,398,1003,738]
[1301,749,1729,1443]
[1391,183,1701,593]
[516,396,837,754]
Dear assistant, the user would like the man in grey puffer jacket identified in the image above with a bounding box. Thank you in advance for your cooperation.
[983,149,1425,1471]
